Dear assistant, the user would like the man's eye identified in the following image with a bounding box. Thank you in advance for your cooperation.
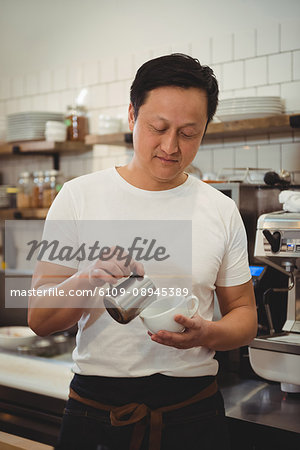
[181,132,195,138]
[153,127,167,133]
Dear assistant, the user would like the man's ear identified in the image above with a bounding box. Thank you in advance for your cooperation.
[128,103,135,132]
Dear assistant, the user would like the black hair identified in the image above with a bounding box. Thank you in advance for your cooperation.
[130,53,219,123]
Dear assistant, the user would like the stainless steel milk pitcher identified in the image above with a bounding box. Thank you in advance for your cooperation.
[103,275,157,324]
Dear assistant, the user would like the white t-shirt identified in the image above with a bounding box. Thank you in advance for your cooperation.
[44,167,251,377]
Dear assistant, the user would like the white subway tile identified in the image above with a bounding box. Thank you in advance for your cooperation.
[234,29,255,60]
[193,150,213,174]
[60,90,76,111]
[257,144,281,171]
[83,61,100,86]
[89,110,100,135]
[233,87,257,97]
[191,38,211,64]
[281,81,300,113]
[218,90,234,100]
[170,42,191,55]
[123,79,132,105]
[5,99,18,115]
[281,142,300,171]
[107,81,126,107]
[116,53,135,80]
[245,57,267,87]
[25,73,39,96]
[68,64,83,89]
[213,148,235,173]
[39,69,52,93]
[269,133,294,145]
[234,146,257,168]
[11,75,24,98]
[256,84,280,96]
[281,19,300,52]
[46,92,61,112]
[0,101,5,115]
[133,50,152,73]
[19,97,32,112]
[100,57,116,83]
[268,53,291,84]
[212,33,233,63]
[223,61,244,90]
[257,23,280,56]
[53,67,67,91]
[90,85,107,109]
[293,50,300,81]
[31,95,47,112]
[0,77,11,100]
[150,44,172,59]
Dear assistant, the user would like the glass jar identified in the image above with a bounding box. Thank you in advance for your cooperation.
[31,171,44,208]
[65,105,89,142]
[42,170,63,208]
[17,172,33,208]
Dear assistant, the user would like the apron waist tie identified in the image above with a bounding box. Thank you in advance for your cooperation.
[69,379,218,450]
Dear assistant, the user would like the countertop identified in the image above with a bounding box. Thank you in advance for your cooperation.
[219,373,300,435]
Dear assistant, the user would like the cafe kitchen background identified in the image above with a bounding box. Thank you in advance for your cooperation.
[0,0,300,449]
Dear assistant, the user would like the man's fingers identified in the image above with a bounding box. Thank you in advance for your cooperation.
[174,314,196,329]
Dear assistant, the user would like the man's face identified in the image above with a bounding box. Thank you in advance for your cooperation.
[128,86,208,190]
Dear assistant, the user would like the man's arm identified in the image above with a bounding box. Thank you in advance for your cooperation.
[28,253,145,337]
[149,279,258,350]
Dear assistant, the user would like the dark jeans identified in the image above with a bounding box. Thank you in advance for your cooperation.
[56,374,230,450]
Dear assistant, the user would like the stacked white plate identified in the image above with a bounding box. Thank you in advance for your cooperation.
[216,97,284,122]
[7,111,64,142]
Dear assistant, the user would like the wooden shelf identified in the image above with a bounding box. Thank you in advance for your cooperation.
[85,132,133,147]
[0,140,93,156]
[0,208,48,220]
[85,114,299,146]
[204,113,299,141]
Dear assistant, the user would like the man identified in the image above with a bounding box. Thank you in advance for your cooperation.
[28,54,257,450]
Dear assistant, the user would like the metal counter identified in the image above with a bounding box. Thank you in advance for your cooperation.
[219,373,300,449]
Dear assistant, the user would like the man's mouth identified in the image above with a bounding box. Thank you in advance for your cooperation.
[156,156,178,164]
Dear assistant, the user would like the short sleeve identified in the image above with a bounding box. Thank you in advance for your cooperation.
[216,205,251,287]
[40,183,80,269]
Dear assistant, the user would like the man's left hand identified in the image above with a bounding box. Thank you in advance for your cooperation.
[149,314,211,349]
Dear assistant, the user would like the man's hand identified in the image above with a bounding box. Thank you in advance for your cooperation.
[149,313,211,349]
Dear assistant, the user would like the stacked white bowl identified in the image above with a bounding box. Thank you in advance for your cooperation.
[45,121,67,142]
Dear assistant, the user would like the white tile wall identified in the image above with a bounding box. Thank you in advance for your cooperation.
[268,53,292,84]
[39,69,52,94]
[257,144,281,172]
[212,33,233,63]
[245,57,267,87]
[0,77,11,100]
[53,67,67,91]
[234,29,256,60]
[293,50,300,81]
[281,19,300,52]
[257,23,280,56]
[191,38,211,65]
[1,20,300,185]
[11,75,24,98]
[223,61,244,90]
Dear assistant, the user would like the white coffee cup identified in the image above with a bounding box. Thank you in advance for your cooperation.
[139,294,199,334]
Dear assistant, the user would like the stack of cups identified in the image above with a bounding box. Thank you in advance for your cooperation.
[45,121,67,142]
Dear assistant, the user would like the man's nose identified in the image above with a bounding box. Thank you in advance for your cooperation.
[160,130,179,154]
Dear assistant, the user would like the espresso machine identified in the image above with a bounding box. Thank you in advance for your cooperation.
[249,211,300,393]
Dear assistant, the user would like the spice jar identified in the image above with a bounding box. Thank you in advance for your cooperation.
[65,105,89,142]
[17,172,33,208]
[42,170,63,208]
[32,171,44,208]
